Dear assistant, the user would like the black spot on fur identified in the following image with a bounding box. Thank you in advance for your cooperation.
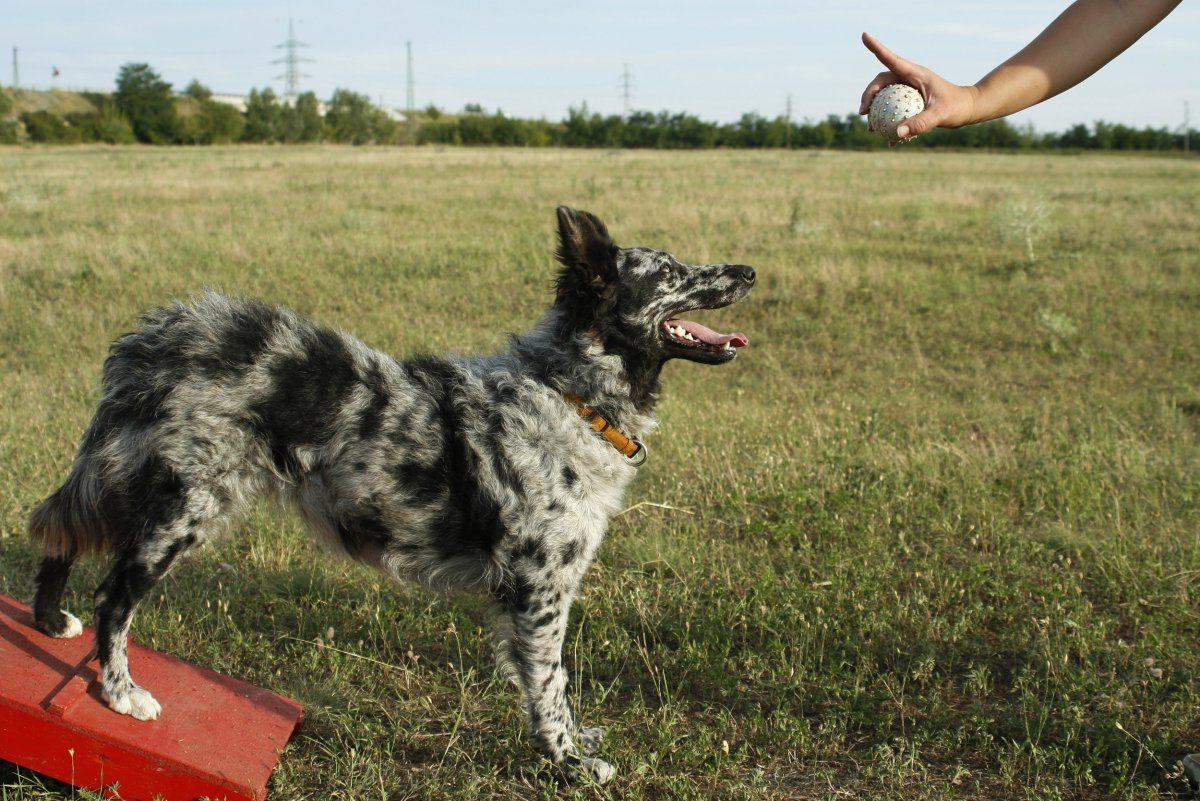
[195,299,279,378]
[389,460,445,506]
[532,610,557,629]
[404,357,510,558]
[357,361,391,440]
[496,571,535,615]
[560,540,579,566]
[249,325,358,478]
[561,466,577,487]
[88,453,187,549]
[154,533,197,574]
[512,538,547,568]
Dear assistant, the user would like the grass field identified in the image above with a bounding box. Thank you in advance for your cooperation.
[1,145,1198,800]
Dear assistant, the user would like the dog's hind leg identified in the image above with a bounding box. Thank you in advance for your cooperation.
[32,551,83,639]
[498,586,614,784]
[94,491,218,721]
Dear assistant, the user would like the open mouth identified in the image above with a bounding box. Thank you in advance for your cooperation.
[661,318,749,361]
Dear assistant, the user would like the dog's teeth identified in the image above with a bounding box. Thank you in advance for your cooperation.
[723,342,733,350]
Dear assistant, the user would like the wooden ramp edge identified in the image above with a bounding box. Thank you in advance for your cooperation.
[0,594,303,801]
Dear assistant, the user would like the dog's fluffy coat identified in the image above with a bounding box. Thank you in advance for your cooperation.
[28,207,754,782]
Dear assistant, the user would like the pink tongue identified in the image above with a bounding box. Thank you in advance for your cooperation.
[669,319,749,348]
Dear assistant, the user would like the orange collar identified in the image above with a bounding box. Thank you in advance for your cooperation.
[564,393,647,466]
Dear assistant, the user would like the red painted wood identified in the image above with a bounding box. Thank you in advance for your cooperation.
[0,594,303,801]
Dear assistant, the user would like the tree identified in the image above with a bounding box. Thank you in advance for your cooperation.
[184,79,213,102]
[115,63,178,143]
[295,92,323,141]
[278,91,322,142]
[242,88,282,142]
[325,89,394,144]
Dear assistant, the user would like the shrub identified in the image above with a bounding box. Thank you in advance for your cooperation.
[21,110,81,143]
[200,100,244,144]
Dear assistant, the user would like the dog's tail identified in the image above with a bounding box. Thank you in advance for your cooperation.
[29,457,114,559]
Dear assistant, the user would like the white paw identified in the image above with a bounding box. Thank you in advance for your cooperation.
[59,611,83,639]
[578,756,615,785]
[577,726,605,753]
[103,685,162,721]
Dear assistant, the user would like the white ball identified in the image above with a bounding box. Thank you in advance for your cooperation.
[868,84,925,145]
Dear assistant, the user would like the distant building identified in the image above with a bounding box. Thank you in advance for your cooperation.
[205,93,405,121]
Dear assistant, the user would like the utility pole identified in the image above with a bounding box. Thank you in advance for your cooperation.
[272,19,312,103]
[1185,101,1191,154]
[619,63,634,117]
[11,47,17,90]
[785,94,793,148]
[406,40,415,144]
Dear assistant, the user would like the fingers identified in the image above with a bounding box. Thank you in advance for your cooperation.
[859,71,898,114]
[859,33,924,116]
[861,32,913,77]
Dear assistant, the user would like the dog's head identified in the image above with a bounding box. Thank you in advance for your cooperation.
[553,206,755,369]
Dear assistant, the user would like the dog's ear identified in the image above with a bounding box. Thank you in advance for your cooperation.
[555,206,615,273]
[554,206,618,327]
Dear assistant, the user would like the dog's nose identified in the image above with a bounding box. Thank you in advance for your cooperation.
[737,265,756,285]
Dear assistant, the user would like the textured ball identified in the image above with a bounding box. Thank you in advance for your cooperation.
[869,83,925,144]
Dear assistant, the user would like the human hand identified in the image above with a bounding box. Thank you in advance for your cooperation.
[858,32,980,140]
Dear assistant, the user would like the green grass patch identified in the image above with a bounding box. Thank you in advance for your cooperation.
[1,146,1198,799]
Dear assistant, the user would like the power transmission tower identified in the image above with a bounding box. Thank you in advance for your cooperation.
[11,47,17,90]
[406,40,415,143]
[619,63,634,117]
[273,19,312,103]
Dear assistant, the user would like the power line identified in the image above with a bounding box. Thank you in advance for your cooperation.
[272,18,312,102]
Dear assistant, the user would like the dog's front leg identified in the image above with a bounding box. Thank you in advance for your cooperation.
[502,592,614,784]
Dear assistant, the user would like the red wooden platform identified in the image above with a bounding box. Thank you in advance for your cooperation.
[0,594,303,801]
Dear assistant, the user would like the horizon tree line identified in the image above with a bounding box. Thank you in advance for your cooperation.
[1,62,1193,153]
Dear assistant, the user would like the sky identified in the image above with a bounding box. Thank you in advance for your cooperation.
[7,1,1199,133]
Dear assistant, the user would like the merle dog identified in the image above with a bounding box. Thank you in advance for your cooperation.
[28,206,754,783]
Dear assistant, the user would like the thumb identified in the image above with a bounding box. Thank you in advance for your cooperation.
[895,107,943,140]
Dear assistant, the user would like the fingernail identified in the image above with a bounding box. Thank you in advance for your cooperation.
[896,125,910,139]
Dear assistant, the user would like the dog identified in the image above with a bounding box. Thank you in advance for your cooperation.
[27,206,755,783]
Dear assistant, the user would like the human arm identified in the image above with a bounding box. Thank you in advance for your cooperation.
[858,0,1182,139]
